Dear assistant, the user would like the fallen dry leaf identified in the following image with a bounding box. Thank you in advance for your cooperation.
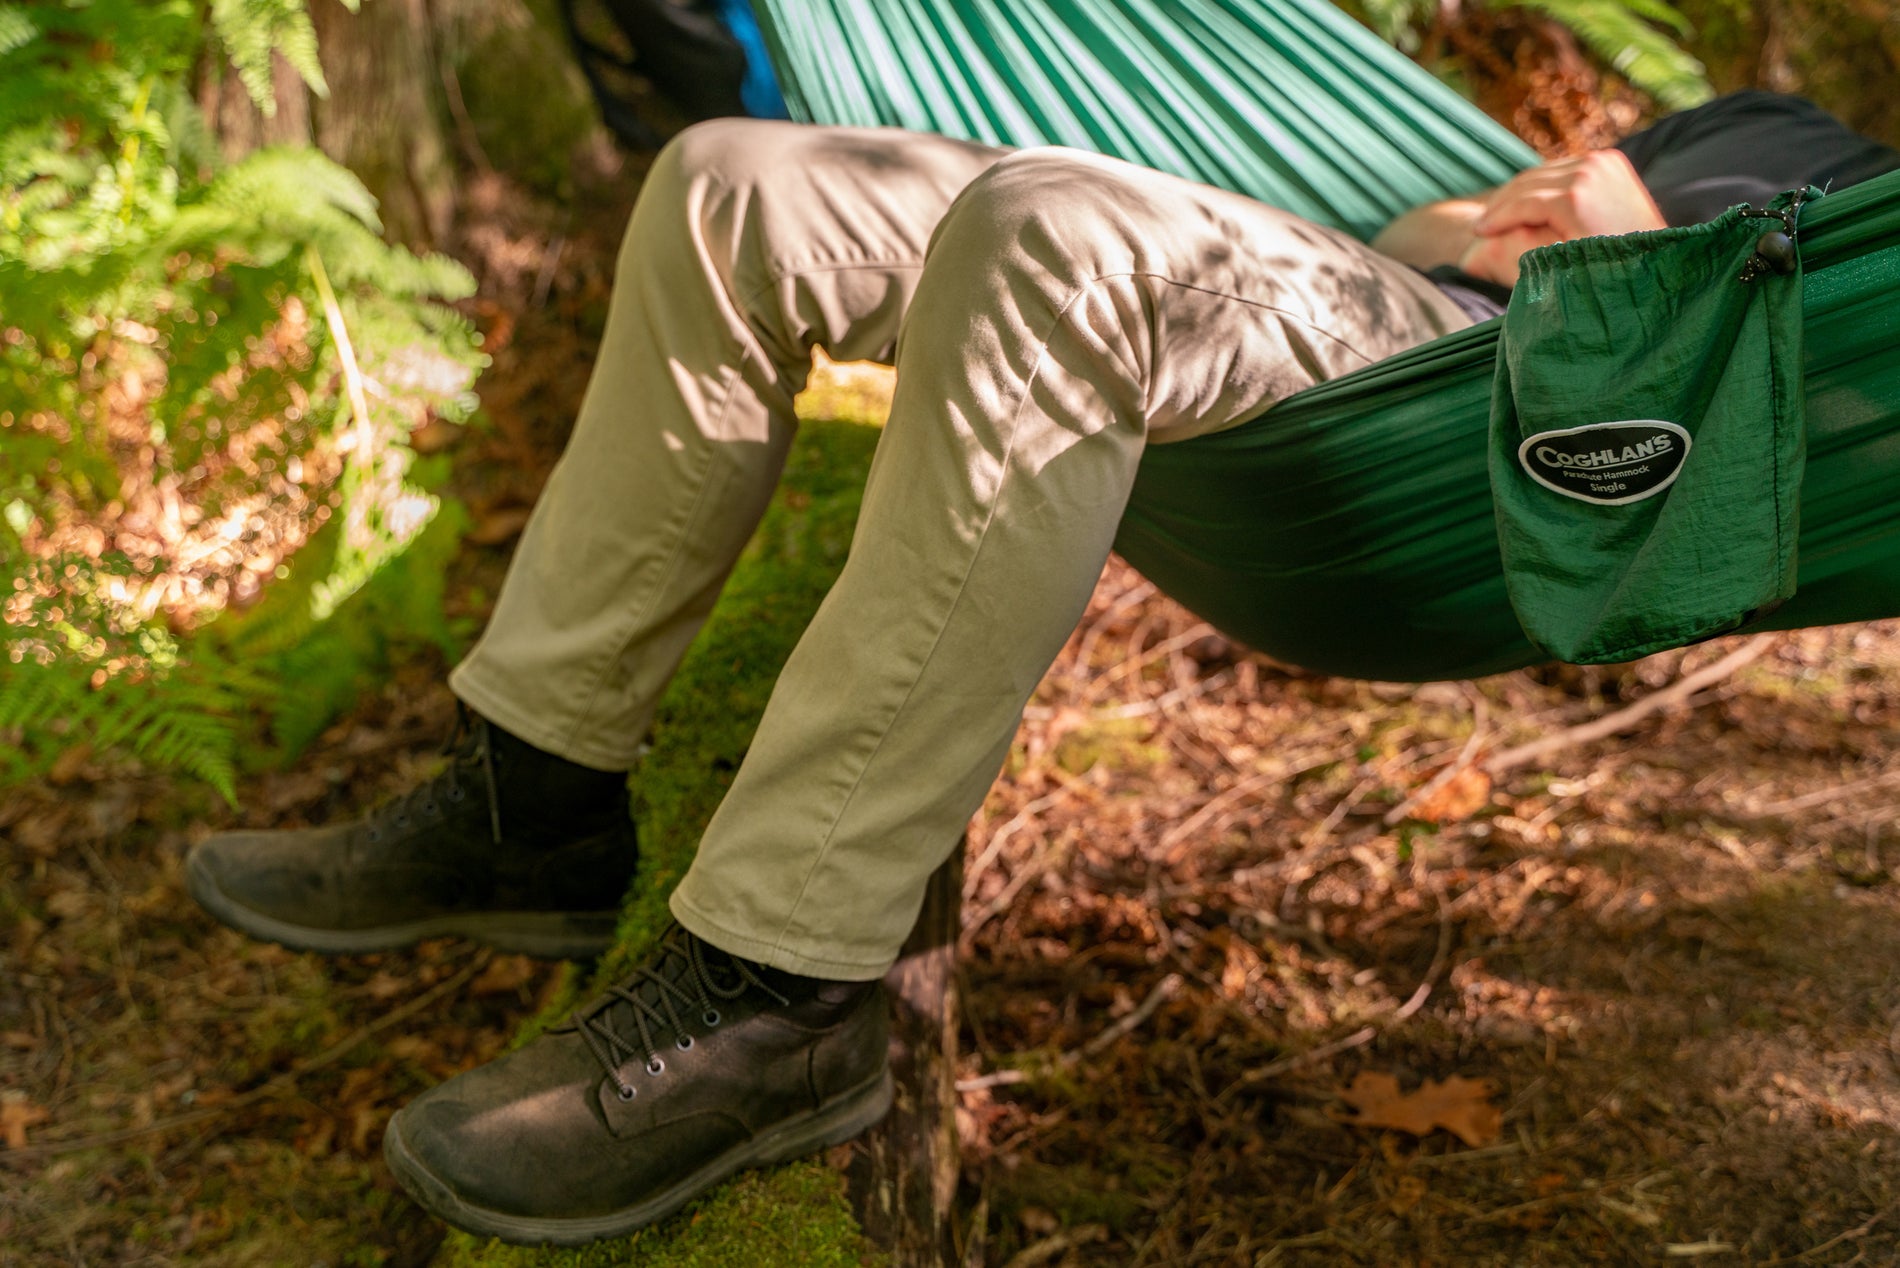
[1410,767,1494,824]
[362,971,409,1002]
[1,1093,51,1150]
[470,954,538,998]
[48,741,94,786]
[8,808,68,858]
[1331,1070,1503,1147]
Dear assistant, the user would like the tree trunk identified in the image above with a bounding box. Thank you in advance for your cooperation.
[196,1,460,249]
[197,51,315,161]
[308,0,458,248]
[850,850,966,1267]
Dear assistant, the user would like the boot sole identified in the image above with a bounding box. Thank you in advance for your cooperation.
[382,1063,896,1247]
[185,849,617,959]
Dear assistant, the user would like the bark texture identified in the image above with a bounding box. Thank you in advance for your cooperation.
[308,0,457,248]
[850,851,966,1267]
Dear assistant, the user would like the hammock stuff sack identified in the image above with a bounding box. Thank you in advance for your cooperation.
[1488,195,1810,665]
[744,0,1900,679]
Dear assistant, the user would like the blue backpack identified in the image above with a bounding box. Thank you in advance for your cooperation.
[559,0,788,149]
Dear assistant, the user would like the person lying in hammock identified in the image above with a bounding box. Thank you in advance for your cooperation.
[186,89,1898,1246]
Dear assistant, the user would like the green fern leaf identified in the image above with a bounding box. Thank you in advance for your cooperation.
[1607,0,1694,37]
[135,707,240,802]
[0,664,88,734]
[0,4,38,57]
[203,145,383,233]
[1520,0,1713,110]
[207,0,329,110]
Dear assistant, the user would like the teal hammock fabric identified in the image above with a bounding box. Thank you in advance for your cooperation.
[750,0,1536,239]
[748,0,1900,678]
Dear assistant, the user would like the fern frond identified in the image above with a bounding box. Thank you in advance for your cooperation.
[133,704,240,802]
[2,0,483,808]
[1349,0,1436,51]
[0,663,91,735]
[0,4,38,57]
[202,145,383,233]
[1607,0,1694,37]
[151,77,219,177]
[1518,0,1713,109]
[207,0,328,109]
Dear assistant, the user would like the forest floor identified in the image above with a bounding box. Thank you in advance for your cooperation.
[7,144,1900,1268]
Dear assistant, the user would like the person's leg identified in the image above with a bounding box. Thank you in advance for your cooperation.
[387,144,1474,1245]
[670,145,1477,978]
[450,120,1006,769]
[187,121,1004,957]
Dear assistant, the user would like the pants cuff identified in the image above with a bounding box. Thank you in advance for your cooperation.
[669,888,894,982]
[448,663,648,772]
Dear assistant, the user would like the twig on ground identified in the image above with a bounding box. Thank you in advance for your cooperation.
[1231,884,1455,1091]
[1303,777,1379,847]
[1068,579,1157,680]
[1230,1024,1379,1088]
[964,785,1076,899]
[1752,763,1900,816]
[1157,767,1287,861]
[1021,667,1231,723]
[1095,668,1235,720]
[1003,1223,1109,1268]
[1405,1141,1523,1167]
[961,835,1064,953]
[1080,972,1185,1059]
[1485,635,1777,776]
[1,949,492,1162]
[957,973,1184,1092]
[1764,1199,1900,1264]
[532,228,567,311]
[1384,693,1490,825]
[1088,623,1215,694]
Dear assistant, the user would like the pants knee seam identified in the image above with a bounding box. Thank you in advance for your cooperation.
[766,268,1141,955]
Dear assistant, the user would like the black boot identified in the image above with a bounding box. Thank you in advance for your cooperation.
[185,709,636,958]
[382,924,890,1246]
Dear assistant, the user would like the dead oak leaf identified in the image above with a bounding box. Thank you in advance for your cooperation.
[470,954,538,998]
[1331,1071,1502,1147]
[1,1094,50,1150]
[1410,767,1494,824]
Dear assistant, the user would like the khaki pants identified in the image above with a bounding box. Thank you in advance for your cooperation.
[450,120,1472,979]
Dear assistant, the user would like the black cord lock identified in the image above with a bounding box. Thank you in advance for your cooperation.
[1737,191,1808,283]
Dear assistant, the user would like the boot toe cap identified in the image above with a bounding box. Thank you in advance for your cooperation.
[389,1040,626,1220]
[187,832,341,926]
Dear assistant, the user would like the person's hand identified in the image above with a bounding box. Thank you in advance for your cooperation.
[1457,149,1667,287]
[1458,223,1566,288]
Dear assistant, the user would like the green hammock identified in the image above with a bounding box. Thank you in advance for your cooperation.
[747,0,1900,679]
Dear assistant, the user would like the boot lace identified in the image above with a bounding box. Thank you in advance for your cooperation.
[574,925,788,1101]
[362,706,502,847]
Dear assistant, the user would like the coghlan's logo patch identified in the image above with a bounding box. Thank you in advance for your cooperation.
[1517,420,1692,506]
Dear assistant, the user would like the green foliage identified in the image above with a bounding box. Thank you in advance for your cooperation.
[207,0,338,109]
[1519,0,1712,109]
[0,479,470,802]
[0,0,484,798]
[1350,0,1713,108]
[0,657,252,799]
